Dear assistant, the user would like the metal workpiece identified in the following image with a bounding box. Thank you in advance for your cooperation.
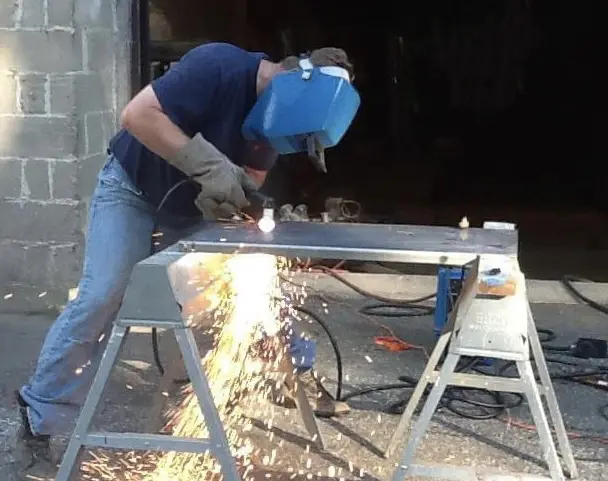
[177,221,518,265]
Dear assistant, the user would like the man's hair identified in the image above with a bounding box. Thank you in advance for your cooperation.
[281,47,355,81]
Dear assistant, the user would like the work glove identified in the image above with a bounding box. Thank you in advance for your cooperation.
[168,133,259,220]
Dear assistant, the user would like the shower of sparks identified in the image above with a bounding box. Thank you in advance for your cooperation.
[147,253,284,481]
[81,252,312,481]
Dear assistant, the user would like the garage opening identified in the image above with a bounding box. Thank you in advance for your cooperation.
[137,0,608,280]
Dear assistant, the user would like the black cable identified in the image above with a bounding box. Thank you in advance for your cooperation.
[281,266,435,317]
[291,305,345,401]
[150,178,198,376]
[284,266,608,422]
[359,303,433,317]
[294,301,525,419]
[561,275,608,316]
[313,265,436,307]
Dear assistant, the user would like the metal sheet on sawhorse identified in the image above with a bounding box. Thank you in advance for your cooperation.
[55,250,324,481]
[177,221,518,265]
[385,257,578,481]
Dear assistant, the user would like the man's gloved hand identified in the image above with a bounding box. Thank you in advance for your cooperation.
[168,133,259,219]
[195,197,239,220]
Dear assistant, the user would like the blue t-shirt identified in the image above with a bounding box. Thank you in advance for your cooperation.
[109,43,278,217]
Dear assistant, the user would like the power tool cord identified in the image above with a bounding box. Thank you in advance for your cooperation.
[562,275,608,316]
[150,178,197,376]
[282,268,608,423]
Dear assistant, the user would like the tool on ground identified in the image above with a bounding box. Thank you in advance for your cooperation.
[242,57,360,173]
[386,257,578,481]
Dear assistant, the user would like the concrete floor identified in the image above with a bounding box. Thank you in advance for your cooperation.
[1,274,607,480]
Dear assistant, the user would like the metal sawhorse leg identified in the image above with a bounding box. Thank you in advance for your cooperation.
[385,257,578,481]
[55,250,325,480]
[54,318,242,481]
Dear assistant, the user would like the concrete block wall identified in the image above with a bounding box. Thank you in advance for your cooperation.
[0,0,132,312]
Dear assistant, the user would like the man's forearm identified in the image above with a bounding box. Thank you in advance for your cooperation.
[122,107,191,161]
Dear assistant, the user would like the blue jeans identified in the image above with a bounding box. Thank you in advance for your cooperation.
[20,154,316,436]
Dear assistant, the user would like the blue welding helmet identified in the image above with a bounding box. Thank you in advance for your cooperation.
[242,57,361,173]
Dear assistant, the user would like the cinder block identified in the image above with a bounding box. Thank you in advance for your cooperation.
[22,0,45,28]
[49,243,83,287]
[74,0,114,28]
[75,116,87,157]
[84,112,106,155]
[0,241,27,284]
[48,0,76,27]
[24,159,51,200]
[0,158,22,199]
[0,30,82,73]
[75,72,109,112]
[49,75,75,115]
[115,1,132,113]
[78,197,90,235]
[0,115,77,159]
[22,244,52,286]
[49,73,109,115]
[19,74,47,115]
[0,201,81,242]
[51,159,79,200]
[85,29,114,71]
[101,110,117,139]
[0,1,17,28]
[77,153,105,199]
[0,72,17,114]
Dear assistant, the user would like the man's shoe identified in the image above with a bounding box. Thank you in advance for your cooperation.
[15,392,51,447]
[13,392,57,480]
[276,370,350,418]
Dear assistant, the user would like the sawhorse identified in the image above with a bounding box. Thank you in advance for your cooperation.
[54,317,242,481]
[385,257,578,481]
[54,251,324,481]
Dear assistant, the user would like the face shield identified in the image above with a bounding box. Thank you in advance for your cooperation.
[242,57,361,173]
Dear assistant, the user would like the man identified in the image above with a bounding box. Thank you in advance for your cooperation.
[14,42,353,474]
